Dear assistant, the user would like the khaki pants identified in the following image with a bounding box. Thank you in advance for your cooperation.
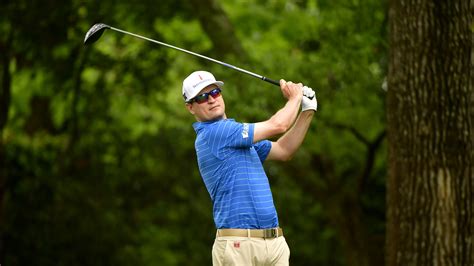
[212,235,290,266]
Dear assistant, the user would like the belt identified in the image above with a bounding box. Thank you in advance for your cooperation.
[217,227,283,239]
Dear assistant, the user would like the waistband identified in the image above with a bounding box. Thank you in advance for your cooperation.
[216,227,283,239]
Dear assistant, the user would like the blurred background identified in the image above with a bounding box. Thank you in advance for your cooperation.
[0,0,389,265]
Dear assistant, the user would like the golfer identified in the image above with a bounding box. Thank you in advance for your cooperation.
[183,70,316,265]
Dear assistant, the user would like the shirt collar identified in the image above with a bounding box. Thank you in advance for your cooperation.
[192,118,235,133]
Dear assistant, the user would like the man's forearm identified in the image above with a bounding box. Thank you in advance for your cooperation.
[275,111,314,158]
[254,98,301,143]
[268,98,301,132]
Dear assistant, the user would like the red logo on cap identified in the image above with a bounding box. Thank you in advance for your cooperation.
[198,74,203,80]
[234,242,240,248]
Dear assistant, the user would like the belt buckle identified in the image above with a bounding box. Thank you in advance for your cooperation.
[264,228,277,239]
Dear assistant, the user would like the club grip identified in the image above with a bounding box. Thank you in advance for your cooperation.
[262,77,280,87]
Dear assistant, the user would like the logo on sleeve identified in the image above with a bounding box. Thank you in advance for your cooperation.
[242,123,249,139]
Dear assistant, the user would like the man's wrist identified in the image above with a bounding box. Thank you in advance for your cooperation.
[301,109,316,115]
[302,111,316,116]
[288,96,302,103]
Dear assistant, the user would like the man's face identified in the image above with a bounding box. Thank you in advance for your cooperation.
[186,85,226,121]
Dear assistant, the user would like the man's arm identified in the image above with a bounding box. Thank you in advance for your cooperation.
[267,87,317,161]
[253,80,302,143]
[266,111,314,161]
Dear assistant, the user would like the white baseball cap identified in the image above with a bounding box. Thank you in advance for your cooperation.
[182,71,224,102]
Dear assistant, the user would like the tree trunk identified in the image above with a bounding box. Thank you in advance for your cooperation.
[386,0,473,265]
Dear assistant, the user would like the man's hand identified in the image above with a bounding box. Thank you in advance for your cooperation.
[280,79,303,101]
[301,86,317,112]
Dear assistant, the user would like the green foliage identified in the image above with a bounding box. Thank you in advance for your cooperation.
[1,0,388,265]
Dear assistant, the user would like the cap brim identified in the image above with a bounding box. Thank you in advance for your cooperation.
[187,80,224,101]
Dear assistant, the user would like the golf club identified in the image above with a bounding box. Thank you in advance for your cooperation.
[84,23,280,87]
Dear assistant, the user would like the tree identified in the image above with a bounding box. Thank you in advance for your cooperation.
[386,0,473,265]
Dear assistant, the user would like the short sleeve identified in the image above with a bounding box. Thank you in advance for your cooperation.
[253,140,272,163]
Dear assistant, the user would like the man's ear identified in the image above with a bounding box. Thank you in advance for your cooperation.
[185,103,195,115]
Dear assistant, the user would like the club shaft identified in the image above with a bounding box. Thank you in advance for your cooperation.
[109,27,280,87]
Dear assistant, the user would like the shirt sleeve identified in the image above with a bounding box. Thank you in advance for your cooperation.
[206,120,254,159]
[253,140,272,163]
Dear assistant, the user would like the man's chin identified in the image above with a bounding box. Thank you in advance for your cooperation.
[208,113,225,121]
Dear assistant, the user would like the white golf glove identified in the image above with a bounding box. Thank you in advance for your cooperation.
[301,86,317,112]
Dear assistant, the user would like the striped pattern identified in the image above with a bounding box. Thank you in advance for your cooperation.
[193,119,278,229]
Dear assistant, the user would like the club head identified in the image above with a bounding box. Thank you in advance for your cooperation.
[84,23,111,45]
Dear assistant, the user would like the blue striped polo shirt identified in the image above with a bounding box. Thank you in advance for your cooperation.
[193,119,278,229]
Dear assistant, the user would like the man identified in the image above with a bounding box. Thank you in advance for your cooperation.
[183,70,316,265]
